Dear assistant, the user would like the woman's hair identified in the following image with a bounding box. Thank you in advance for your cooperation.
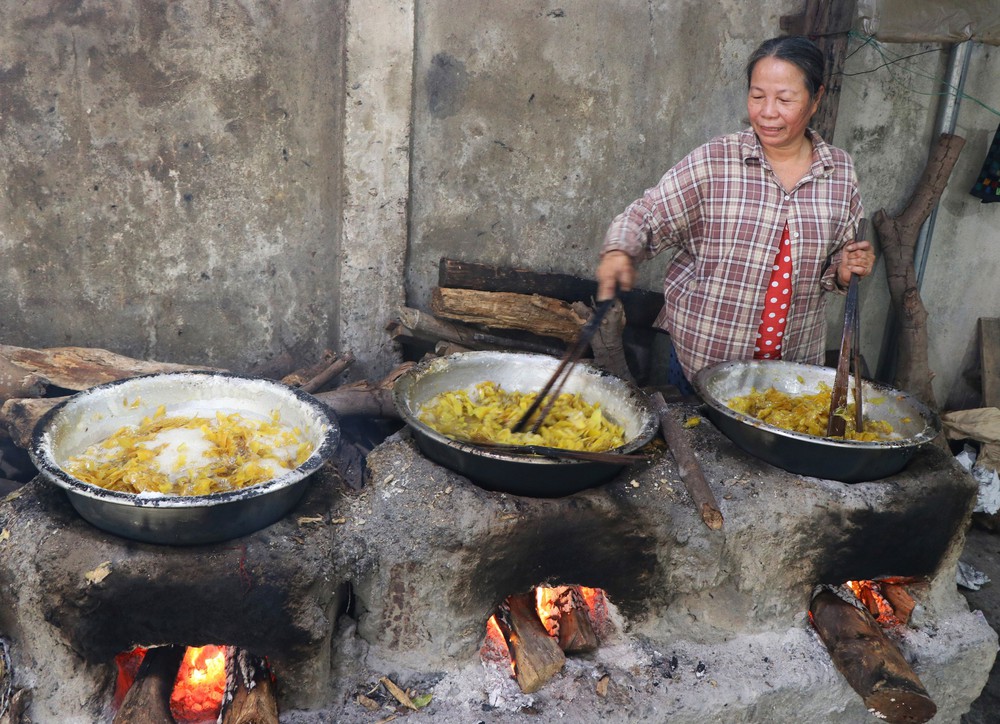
[746,36,826,98]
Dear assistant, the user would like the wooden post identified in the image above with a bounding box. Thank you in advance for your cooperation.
[780,0,859,143]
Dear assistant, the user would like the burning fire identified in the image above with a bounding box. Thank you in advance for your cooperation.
[114,645,228,724]
[170,645,228,723]
[847,580,904,628]
[481,585,609,667]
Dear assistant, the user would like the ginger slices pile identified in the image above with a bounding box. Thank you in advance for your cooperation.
[418,381,625,452]
[65,403,315,496]
[727,383,894,441]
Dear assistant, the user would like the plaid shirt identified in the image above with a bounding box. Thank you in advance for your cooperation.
[602,127,862,379]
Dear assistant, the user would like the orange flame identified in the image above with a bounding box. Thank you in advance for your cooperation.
[169,645,228,724]
[846,580,903,628]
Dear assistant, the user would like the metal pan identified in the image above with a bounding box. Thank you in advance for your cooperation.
[30,371,340,545]
[392,351,659,497]
[692,359,940,483]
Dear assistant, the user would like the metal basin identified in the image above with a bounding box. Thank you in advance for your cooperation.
[30,371,340,545]
[692,359,940,483]
[392,351,660,497]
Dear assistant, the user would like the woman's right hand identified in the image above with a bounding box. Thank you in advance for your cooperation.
[596,250,635,301]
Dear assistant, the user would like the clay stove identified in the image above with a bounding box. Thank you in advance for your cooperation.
[0,402,997,722]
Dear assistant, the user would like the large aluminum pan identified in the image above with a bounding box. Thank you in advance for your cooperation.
[692,359,940,483]
[392,351,659,497]
[30,371,340,545]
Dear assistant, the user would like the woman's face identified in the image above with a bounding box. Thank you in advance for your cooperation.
[747,56,822,153]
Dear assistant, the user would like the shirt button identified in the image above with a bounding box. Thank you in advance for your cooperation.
[784,195,791,201]
[793,232,800,239]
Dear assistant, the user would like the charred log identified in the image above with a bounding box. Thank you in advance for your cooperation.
[495,592,566,694]
[112,645,185,724]
[810,588,936,724]
[552,586,599,654]
[391,307,565,357]
[0,344,220,392]
[219,647,279,724]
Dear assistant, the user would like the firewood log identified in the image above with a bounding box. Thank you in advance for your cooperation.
[220,648,279,724]
[438,257,663,328]
[0,397,63,449]
[554,586,599,654]
[495,592,566,693]
[880,581,916,626]
[0,344,221,391]
[810,588,936,724]
[281,350,355,394]
[392,307,565,357]
[431,287,588,343]
[0,357,46,404]
[112,645,185,724]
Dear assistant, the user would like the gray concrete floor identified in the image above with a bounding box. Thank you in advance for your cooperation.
[960,524,1000,723]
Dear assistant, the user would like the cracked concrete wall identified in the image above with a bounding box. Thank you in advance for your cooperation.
[0,1,346,376]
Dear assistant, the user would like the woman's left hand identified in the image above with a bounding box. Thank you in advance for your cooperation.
[837,240,876,286]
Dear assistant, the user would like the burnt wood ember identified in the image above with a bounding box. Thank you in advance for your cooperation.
[496,592,566,693]
[550,586,599,654]
[810,588,937,724]
[112,645,185,724]
[881,580,918,626]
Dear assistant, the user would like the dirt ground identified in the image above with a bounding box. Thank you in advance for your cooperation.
[960,523,1000,723]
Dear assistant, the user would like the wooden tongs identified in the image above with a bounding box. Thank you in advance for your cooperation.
[826,220,867,438]
[511,297,615,434]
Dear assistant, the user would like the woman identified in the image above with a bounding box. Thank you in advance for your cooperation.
[596,36,875,390]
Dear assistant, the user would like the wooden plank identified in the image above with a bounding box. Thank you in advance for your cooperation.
[779,0,858,143]
[438,258,663,329]
[979,318,1000,408]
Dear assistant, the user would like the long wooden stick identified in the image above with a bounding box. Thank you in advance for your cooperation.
[650,392,723,530]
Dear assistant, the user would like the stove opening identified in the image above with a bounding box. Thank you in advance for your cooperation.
[810,578,936,724]
[481,585,614,693]
[113,644,277,723]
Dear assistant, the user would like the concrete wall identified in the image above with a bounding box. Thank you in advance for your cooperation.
[1,1,997,408]
[0,1,346,375]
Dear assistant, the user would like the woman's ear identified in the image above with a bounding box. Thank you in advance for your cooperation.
[812,84,826,111]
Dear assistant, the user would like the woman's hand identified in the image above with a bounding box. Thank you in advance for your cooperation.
[837,240,875,286]
[596,250,635,301]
